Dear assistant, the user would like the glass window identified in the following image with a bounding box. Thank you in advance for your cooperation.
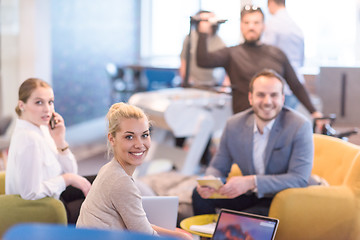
[143,0,360,71]
[286,0,358,67]
[140,0,240,63]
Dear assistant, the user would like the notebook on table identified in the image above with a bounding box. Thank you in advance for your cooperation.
[141,196,179,230]
[211,209,279,240]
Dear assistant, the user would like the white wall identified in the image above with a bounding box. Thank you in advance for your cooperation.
[0,0,19,118]
[356,0,360,63]
[0,0,51,117]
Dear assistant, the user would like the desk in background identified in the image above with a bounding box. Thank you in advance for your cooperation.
[106,59,180,104]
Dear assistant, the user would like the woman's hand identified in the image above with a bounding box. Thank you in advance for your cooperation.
[152,225,193,240]
[48,112,67,148]
[174,228,193,240]
[62,173,92,197]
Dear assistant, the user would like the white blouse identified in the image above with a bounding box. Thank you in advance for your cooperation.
[5,119,77,200]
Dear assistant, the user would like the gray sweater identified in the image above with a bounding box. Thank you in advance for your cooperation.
[76,159,156,235]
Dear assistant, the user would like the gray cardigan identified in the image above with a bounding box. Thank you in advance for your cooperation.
[77,159,156,235]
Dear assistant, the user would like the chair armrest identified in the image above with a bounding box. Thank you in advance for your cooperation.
[0,171,5,194]
[269,186,357,240]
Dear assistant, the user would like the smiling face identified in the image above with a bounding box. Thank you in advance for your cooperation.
[248,75,285,125]
[108,117,151,175]
[240,11,264,43]
[18,86,55,127]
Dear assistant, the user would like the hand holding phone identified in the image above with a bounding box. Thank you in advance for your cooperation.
[49,113,56,130]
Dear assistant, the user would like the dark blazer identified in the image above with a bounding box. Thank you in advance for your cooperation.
[206,107,314,198]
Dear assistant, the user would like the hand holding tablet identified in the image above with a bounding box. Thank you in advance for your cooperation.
[196,177,228,199]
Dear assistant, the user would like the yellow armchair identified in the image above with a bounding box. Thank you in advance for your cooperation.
[0,171,5,194]
[268,134,360,240]
[0,171,67,237]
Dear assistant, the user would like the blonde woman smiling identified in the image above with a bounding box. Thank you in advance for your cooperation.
[77,103,191,240]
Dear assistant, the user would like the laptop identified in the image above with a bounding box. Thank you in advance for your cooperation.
[141,196,179,230]
[212,209,279,240]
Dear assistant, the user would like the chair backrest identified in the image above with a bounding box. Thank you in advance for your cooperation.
[0,195,67,237]
[344,152,360,195]
[0,171,5,194]
[3,223,178,240]
[0,116,12,136]
[144,68,176,91]
[312,134,360,186]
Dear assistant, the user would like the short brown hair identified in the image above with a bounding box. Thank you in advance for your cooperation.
[270,0,286,6]
[16,78,51,116]
[249,69,285,93]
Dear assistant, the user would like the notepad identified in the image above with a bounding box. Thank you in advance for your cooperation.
[189,222,217,235]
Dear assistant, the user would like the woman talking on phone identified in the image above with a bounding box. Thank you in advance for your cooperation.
[5,78,92,224]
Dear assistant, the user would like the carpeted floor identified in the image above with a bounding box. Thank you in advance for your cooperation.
[71,136,108,176]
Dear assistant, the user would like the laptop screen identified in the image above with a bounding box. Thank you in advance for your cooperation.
[212,209,279,240]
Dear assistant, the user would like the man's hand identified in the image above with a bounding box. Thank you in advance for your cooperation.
[312,111,331,134]
[218,176,256,199]
[197,20,213,34]
[196,185,217,199]
[311,111,323,119]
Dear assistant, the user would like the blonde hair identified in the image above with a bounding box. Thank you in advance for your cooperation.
[106,102,150,157]
[15,78,52,116]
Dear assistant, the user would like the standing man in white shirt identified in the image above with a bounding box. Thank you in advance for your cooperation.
[262,0,305,109]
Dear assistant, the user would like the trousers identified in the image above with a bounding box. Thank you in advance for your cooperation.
[192,188,273,216]
[60,175,96,224]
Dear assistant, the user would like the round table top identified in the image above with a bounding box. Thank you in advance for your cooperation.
[180,214,218,238]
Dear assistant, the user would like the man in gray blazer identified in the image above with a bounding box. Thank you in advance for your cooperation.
[192,69,314,216]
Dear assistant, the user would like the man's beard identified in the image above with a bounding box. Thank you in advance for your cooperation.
[244,38,260,45]
[244,31,261,45]
[253,104,281,122]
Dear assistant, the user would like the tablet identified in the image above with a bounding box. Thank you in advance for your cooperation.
[197,178,223,189]
[196,178,228,199]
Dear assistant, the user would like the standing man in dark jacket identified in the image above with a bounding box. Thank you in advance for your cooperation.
[196,5,322,119]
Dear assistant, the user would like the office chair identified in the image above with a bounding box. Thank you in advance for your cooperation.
[0,116,12,170]
[313,114,358,141]
[144,68,176,91]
